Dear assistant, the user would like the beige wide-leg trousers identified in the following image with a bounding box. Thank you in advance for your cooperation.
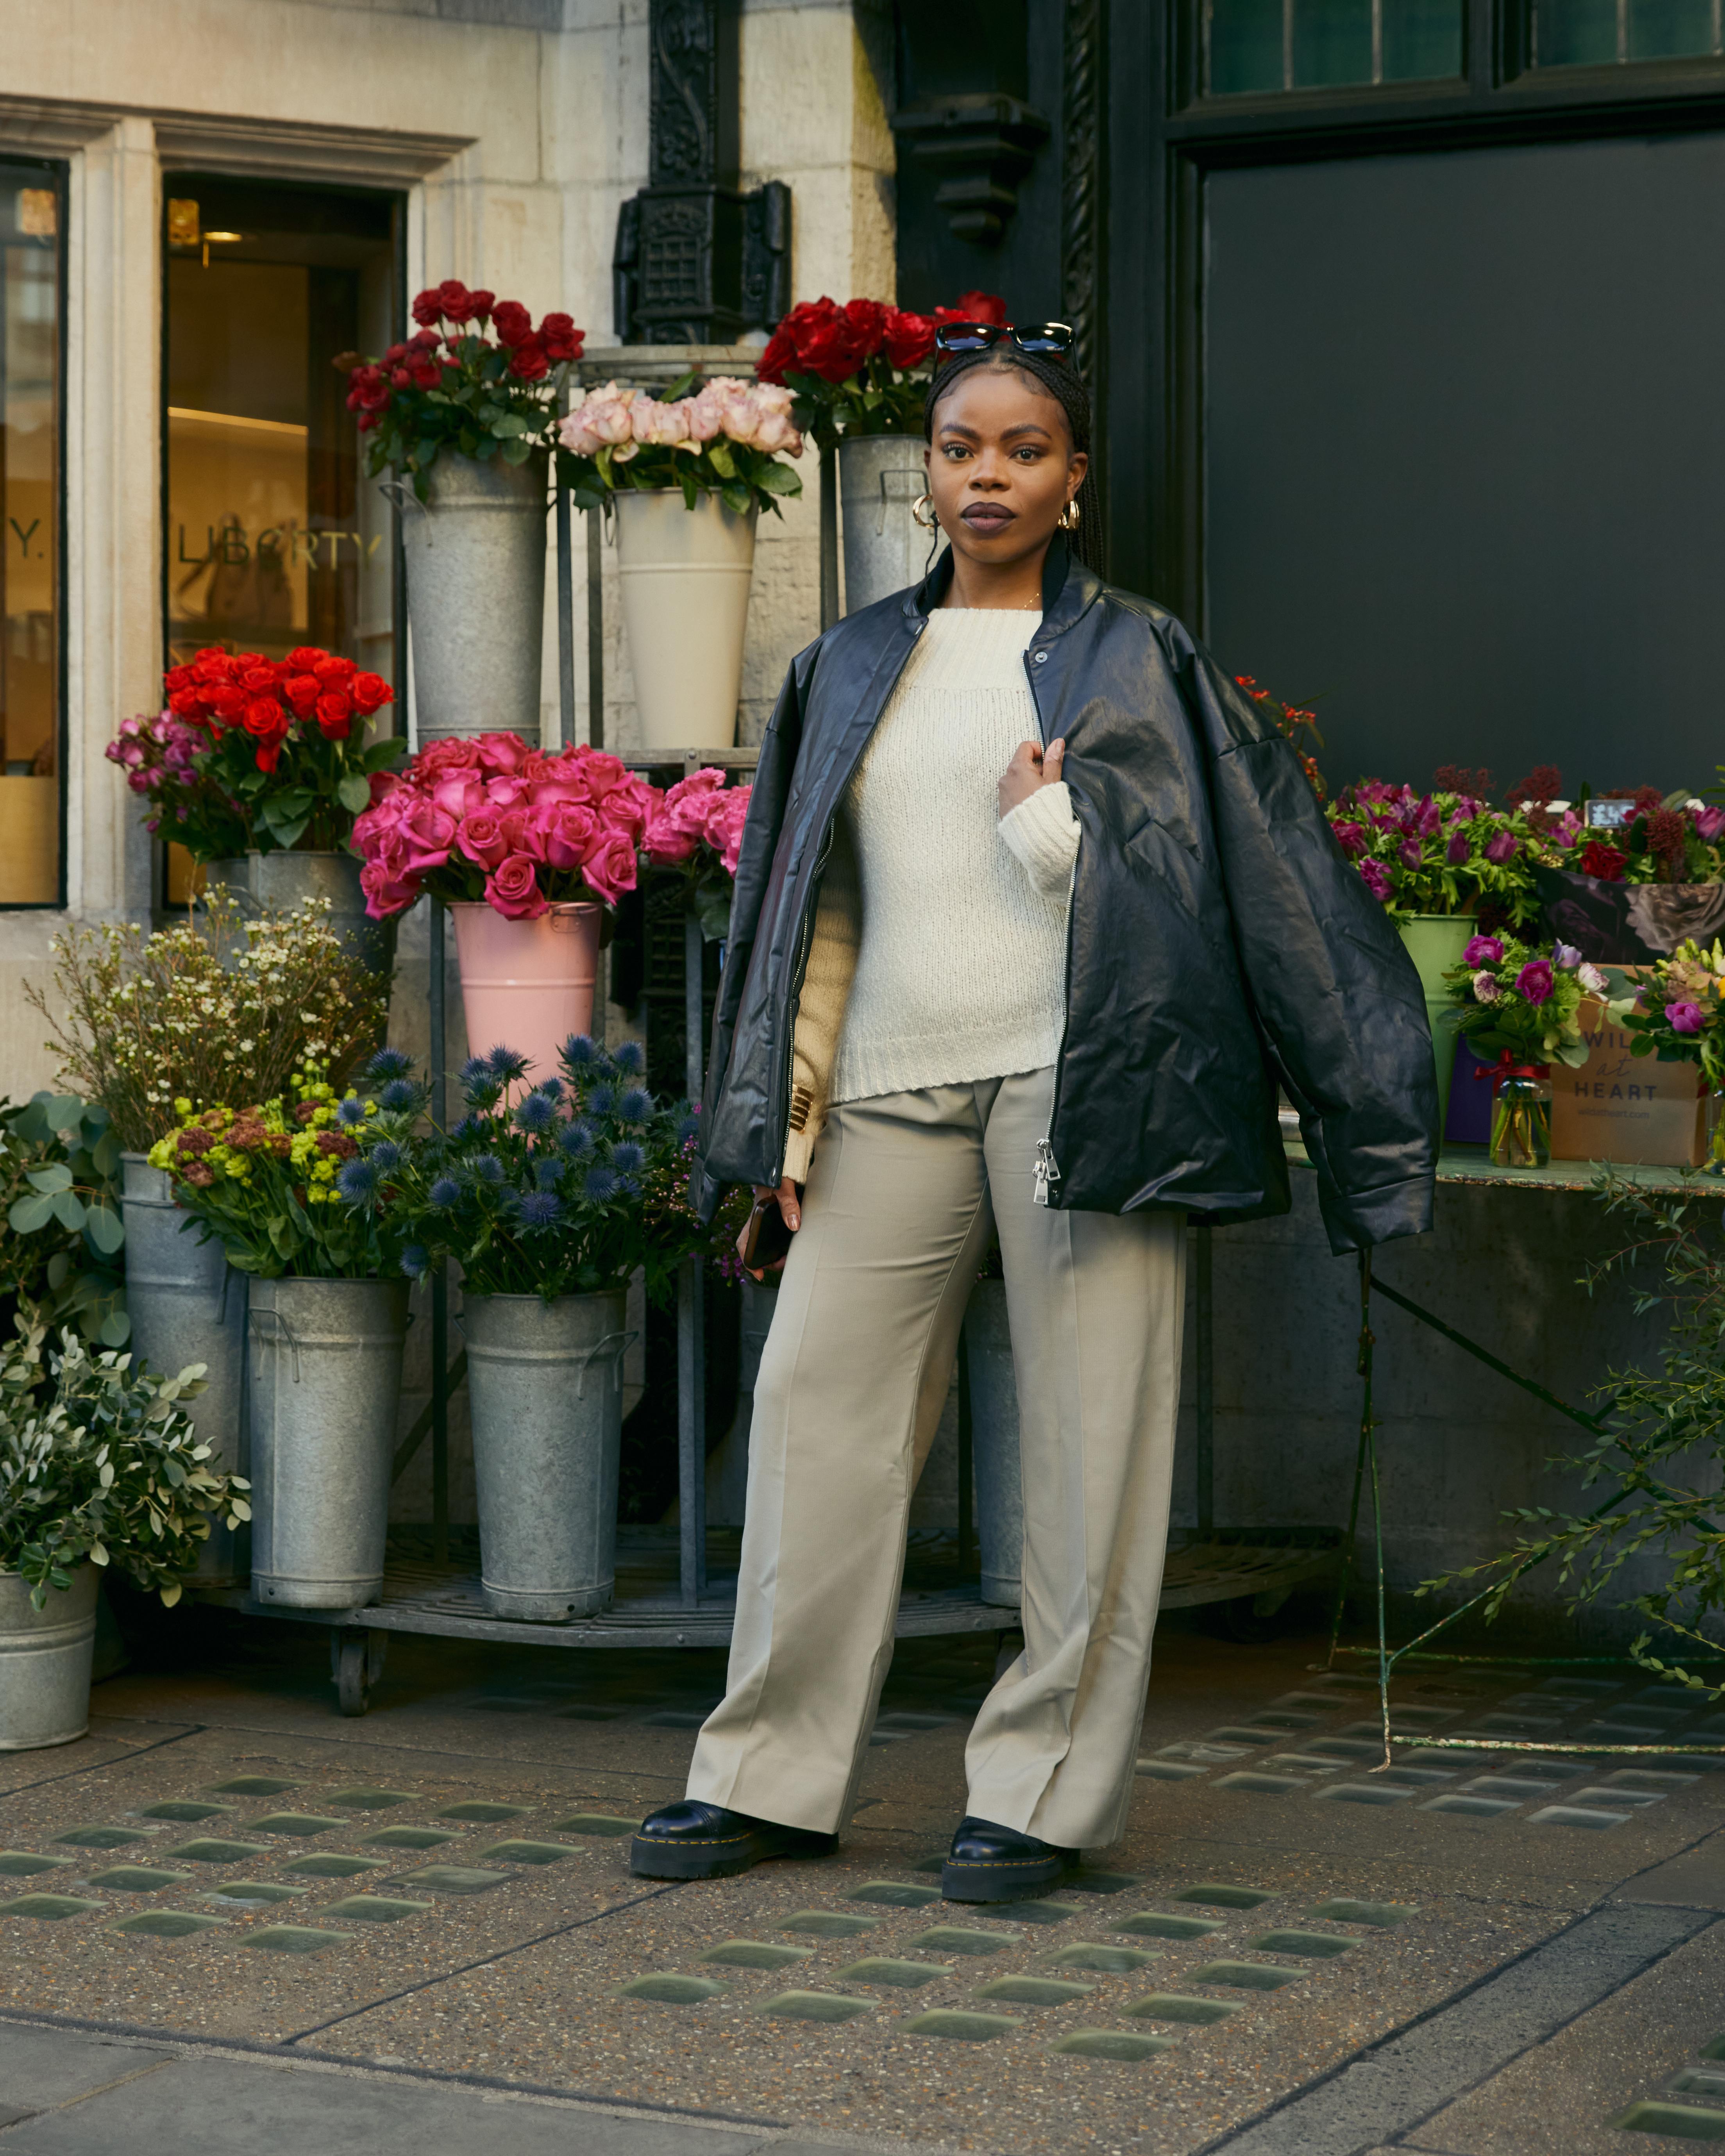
[685,1065,1187,1849]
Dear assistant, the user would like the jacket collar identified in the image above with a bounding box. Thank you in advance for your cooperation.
[903,536,1103,640]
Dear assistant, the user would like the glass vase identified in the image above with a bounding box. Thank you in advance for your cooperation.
[1491,1072,1552,1170]
[1707,1087,1725,1176]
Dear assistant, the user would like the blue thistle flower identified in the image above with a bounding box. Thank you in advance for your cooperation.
[458,1056,492,1090]
[613,1173,642,1199]
[450,1115,484,1143]
[400,1243,431,1279]
[471,1154,505,1186]
[364,1049,413,1084]
[586,1082,617,1117]
[515,1190,563,1230]
[534,1076,563,1099]
[676,1115,701,1147]
[558,1120,595,1158]
[534,1156,562,1191]
[584,1165,618,1203]
[486,1046,531,1084]
[610,1039,646,1075]
[368,1139,402,1174]
[617,1087,652,1124]
[378,1079,418,1113]
[561,1034,599,1069]
[429,1176,461,1209]
[513,1092,556,1134]
[336,1157,378,1203]
[610,1140,645,1174]
[336,1094,368,1127]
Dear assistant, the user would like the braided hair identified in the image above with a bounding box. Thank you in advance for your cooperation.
[922,346,1103,576]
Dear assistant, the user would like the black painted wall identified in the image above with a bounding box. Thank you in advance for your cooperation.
[1204,133,1725,797]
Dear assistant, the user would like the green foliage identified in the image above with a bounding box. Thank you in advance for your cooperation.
[1420,1172,1725,1696]
[0,1309,249,1607]
[1442,934,1591,1069]
[0,1095,127,1349]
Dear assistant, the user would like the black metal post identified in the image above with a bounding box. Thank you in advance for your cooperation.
[586,507,605,750]
[555,392,575,754]
[678,890,708,1606]
[957,1323,974,1575]
[1194,1224,1214,1538]
[819,441,838,629]
[429,895,449,1565]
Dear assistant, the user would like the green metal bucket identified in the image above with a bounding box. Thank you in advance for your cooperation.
[1397,914,1473,1137]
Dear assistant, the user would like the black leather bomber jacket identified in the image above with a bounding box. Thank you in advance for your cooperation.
[694,541,1437,1256]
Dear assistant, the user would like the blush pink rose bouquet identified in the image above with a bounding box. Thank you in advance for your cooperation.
[555,374,803,518]
[352,732,664,922]
[641,767,754,938]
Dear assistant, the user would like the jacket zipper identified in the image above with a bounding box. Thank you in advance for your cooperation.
[1024,639,1071,1205]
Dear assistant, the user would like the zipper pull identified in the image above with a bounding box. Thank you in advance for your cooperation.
[1033,1139,1061,1208]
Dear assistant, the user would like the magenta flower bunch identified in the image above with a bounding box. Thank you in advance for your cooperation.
[1618,937,1725,1091]
[1326,781,1540,924]
[1441,933,1592,1070]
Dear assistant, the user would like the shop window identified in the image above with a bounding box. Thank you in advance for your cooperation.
[0,164,63,907]
[1207,0,1464,94]
[161,178,401,898]
[1531,0,1722,63]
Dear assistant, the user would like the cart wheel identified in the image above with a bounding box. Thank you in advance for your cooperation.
[332,1627,384,1716]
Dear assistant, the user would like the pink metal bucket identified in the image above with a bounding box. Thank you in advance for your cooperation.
[450,901,602,1084]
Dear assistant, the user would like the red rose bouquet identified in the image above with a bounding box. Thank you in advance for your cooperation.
[109,647,401,859]
[640,768,753,937]
[352,734,665,922]
[756,289,1006,450]
[344,280,584,502]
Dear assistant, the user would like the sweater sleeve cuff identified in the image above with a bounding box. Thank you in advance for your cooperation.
[999,781,1080,898]
[781,1122,817,1186]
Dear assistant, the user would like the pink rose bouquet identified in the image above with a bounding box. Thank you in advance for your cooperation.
[556,375,803,519]
[641,768,754,938]
[352,733,664,922]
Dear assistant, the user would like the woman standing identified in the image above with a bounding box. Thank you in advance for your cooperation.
[631,325,1436,1901]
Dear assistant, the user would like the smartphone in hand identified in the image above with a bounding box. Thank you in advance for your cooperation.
[740,1191,795,1272]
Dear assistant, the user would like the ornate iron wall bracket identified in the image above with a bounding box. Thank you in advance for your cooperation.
[892,92,1051,247]
[613,0,791,343]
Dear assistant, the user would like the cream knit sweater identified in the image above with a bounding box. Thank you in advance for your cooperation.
[781,607,1080,1182]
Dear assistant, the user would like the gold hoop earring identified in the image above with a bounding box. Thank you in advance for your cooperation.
[1058,497,1081,532]
[912,493,938,531]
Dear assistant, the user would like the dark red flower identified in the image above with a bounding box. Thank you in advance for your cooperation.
[410,288,444,328]
[492,300,533,348]
[755,326,797,385]
[841,298,887,354]
[1580,840,1627,882]
[436,279,477,324]
[935,289,1007,326]
[882,307,936,369]
[314,691,352,740]
[540,312,583,363]
[351,672,393,715]
[282,673,320,713]
[467,288,495,323]
[507,334,549,382]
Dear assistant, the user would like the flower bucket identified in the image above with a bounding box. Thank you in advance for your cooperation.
[614,489,756,750]
[838,434,930,615]
[204,850,396,978]
[1397,913,1472,1136]
[964,1281,1024,1609]
[450,901,601,1085]
[120,1155,250,1586]
[461,1289,632,1620]
[398,451,548,747]
[0,1565,98,1751]
[248,1276,409,1609]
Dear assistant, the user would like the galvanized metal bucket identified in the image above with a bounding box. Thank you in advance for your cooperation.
[838,433,931,615]
[965,1281,1023,1608]
[204,850,397,978]
[461,1290,632,1620]
[120,1155,250,1586]
[396,452,547,746]
[0,1566,98,1750]
[248,1277,409,1609]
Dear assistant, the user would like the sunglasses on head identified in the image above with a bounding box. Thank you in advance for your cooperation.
[933,320,1074,364]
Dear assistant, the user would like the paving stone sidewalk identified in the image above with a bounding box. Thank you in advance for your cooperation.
[2,1609,1724,2154]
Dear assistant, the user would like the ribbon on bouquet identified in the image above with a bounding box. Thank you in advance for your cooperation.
[1473,1049,1552,1095]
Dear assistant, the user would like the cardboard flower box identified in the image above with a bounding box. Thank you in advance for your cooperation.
[1549,996,1706,1167]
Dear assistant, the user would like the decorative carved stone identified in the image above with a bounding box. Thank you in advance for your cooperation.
[1062,0,1105,380]
[892,92,1051,248]
[614,0,790,344]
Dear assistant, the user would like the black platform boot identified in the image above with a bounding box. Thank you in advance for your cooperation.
[941,1816,1078,1903]
[630,1800,838,1880]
